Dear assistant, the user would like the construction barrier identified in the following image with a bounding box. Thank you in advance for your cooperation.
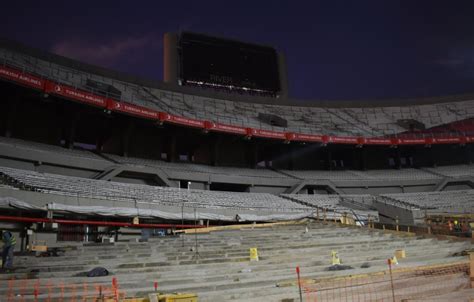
[395,249,406,259]
[249,247,259,261]
[149,293,198,302]
[3,278,197,302]
[300,261,470,302]
[2,256,471,301]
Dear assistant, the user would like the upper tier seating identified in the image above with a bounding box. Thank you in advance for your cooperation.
[424,164,474,178]
[282,168,441,181]
[381,190,474,213]
[106,154,290,180]
[0,136,105,161]
[3,136,468,185]
[108,154,443,182]
[1,46,474,137]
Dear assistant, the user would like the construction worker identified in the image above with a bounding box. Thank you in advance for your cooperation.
[447,221,453,232]
[454,220,461,232]
[2,230,16,271]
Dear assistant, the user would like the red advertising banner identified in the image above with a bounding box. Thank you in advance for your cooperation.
[327,136,359,144]
[158,112,172,122]
[0,66,44,90]
[251,129,287,140]
[107,100,159,120]
[285,132,296,141]
[398,138,426,145]
[204,121,248,135]
[0,66,473,147]
[159,113,204,128]
[390,138,402,145]
[292,133,324,142]
[432,137,461,144]
[45,82,107,108]
[365,138,392,145]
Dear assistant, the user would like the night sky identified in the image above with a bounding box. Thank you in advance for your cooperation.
[2,0,474,101]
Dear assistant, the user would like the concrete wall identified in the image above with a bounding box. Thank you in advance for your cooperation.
[337,180,438,195]
[37,165,98,178]
[372,200,419,225]
[442,183,473,191]
[248,186,287,194]
[110,176,151,185]
[163,33,178,85]
[0,144,110,171]
[0,157,35,171]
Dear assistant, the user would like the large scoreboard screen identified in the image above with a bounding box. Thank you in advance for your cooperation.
[179,32,281,94]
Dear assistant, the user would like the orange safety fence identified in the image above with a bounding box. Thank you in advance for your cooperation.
[3,277,137,302]
[300,261,470,302]
[2,261,471,301]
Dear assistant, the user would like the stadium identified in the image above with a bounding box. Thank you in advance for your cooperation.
[0,31,473,301]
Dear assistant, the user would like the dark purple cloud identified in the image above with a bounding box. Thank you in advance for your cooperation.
[1,0,474,101]
[51,34,162,68]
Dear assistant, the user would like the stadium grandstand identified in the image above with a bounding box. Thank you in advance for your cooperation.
[0,35,473,301]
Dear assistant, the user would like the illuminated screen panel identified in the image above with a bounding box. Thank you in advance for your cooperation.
[179,32,280,93]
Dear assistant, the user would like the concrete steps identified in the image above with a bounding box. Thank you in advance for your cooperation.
[0,222,471,301]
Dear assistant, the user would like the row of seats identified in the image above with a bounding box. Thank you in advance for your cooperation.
[1,136,473,182]
[0,136,104,161]
[108,153,449,181]
[0,166,310,212]
[105,153,289,179]
[382,190,474,212]
[282,194,378,221]
[281,168,441,180]
[1,46,473,137]
[424,165,474,178]
[1,163,471,216]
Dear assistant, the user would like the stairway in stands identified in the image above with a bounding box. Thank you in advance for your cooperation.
[0,222,470,301]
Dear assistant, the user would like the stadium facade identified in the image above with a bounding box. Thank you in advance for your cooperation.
[0,35,472,238]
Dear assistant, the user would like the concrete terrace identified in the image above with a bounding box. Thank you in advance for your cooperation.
[0,221,471,301]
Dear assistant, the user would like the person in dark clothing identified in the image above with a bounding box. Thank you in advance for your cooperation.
[2,231,16,270]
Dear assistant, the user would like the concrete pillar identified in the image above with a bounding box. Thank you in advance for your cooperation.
[210,137,220,166]
[462,145,472,164]
[187,150,194,163]
[156,134,165,160]
[95,118,109,152]
[361,147,367,170]
[395,148,401,169]
[326,149,333,171]
[4,96,18,138]
[427,146,436,167]
[166,135,177,163]
[470,252,474,288]
[66,112,80,149]
[245,141,258,168]
[277,52,289,99]
[288,145,295,170]
[121,120,135,157]
[467,145,473,164]
[163,33,179,85]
